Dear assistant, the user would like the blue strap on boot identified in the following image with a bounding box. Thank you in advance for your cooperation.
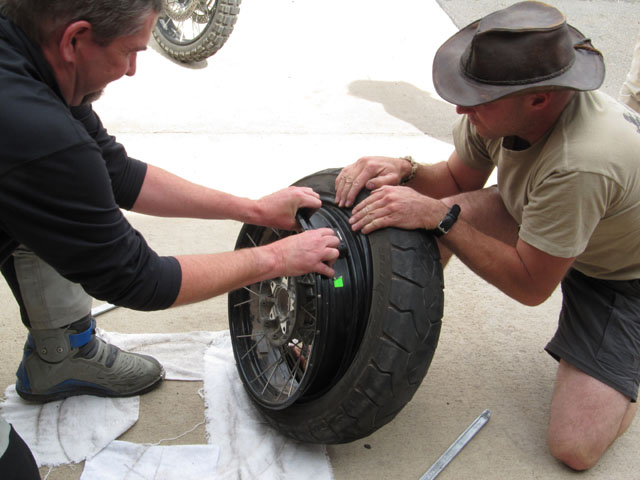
[68,318,95,348]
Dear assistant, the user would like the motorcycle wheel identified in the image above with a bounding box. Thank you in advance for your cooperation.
[228,169,444,444]
[153,0,241,63]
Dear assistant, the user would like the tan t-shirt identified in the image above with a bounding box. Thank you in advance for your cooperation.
[453,90,640,280]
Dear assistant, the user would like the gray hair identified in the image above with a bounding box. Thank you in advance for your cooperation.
[0,0,163,45]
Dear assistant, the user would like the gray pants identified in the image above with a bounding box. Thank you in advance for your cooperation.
[3,246,92,330]
[0,417,9,459]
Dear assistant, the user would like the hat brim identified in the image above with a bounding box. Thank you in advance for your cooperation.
[432,21,605,107]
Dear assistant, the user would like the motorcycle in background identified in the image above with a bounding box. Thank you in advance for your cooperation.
[153,0,241,63]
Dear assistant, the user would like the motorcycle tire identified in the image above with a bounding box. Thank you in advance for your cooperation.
[153,0,241,63]
[228,168,444,444]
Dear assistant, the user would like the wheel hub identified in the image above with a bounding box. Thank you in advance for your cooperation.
[259,278,298,347]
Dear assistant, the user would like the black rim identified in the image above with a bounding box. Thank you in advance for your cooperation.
[229,200,372,410]
[155,0,215,45]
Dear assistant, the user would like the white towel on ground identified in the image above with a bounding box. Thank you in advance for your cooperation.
[203,332,333,480]
[0,385,138,466]
[80,441,220,480]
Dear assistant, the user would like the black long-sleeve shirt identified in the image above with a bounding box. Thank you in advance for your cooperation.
[0,15,181,310]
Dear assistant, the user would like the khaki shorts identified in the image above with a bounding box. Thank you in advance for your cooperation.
[546,269,640,402]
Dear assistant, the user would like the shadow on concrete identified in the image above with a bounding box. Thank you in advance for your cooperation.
[348,80,458,143]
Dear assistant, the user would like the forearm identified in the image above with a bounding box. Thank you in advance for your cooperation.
[132,164,259,223]
[172,227,340,306]
[172,247,279,306]
[406,160,464,199]
[407,149,492,199]
[440,220,559,306]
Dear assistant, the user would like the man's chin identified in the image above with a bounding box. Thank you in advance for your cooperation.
[81,89,105,105]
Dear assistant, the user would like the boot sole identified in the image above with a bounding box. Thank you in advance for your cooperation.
[15,373,164,404]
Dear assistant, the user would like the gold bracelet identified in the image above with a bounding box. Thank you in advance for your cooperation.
[400,155,419,184]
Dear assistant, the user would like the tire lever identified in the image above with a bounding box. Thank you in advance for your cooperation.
[419,409,491,480]
[334,229,347,258]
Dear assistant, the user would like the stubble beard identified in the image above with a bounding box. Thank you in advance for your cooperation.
[81,89,105,105]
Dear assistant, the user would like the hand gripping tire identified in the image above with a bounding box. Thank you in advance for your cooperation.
[228,169,444,443]
[153,0,241,63]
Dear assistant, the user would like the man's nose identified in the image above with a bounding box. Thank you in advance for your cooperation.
[126,54,137,77]
[456,105,474,115]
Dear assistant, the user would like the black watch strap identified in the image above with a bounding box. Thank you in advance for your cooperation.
[430,204,461,237]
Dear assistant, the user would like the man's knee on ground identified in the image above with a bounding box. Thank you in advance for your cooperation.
[547,429,603,471]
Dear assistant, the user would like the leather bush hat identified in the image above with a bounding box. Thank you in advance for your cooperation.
[432,1,605,106]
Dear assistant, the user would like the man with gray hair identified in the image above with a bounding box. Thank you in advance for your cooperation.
[0,0,339,476]
[336,1,640,472]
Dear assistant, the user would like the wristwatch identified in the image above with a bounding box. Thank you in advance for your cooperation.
[430,204,461,237]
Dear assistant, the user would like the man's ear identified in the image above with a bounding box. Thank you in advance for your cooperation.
[529,92,552,109]
[58,20,92,63]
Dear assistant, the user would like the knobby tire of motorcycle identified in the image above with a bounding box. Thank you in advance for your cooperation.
[153,0,241,63]
[234,169,444,444]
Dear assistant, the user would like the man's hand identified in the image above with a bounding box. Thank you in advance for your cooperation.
[267,228,340,277]
[335,156,413,208]
[350,186,448,234]
[254,187,322,230]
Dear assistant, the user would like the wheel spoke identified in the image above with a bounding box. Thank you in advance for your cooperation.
[269,228,282,238]
[275,348,303,401]
[245,232,257,247]
[242,285,261,297]
[260,357,285,395]
[232,298,253,308]
[246,351,279,385]
[157,0,212,43]
[239,333,267,361]
[235,332,265,339]
[299,305,316,322]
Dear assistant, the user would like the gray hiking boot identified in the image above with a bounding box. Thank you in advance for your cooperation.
[15,316,165,403]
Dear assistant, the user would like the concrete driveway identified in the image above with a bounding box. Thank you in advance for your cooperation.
[1,0,639,478]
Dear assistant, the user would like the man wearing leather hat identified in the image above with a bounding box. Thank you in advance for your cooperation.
[335,1,640,471]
